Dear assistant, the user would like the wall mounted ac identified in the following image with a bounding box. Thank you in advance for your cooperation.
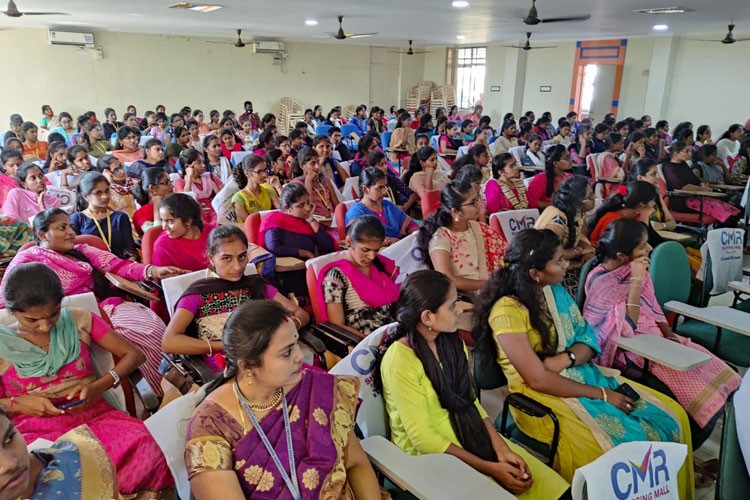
[48,30,95,47]
[253,41,285,54]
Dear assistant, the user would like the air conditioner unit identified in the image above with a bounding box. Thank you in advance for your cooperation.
[253,41,285,54]
[48,30,95,47]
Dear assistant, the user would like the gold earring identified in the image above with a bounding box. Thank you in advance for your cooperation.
[535,277,540,284]
[428,324,433,331]
[246,374,254,386]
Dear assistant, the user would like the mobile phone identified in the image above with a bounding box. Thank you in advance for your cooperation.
[614,383,641,402]
[58,399,86,410]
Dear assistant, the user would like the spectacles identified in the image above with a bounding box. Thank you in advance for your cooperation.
[111,167,124,174]
[250,169,266,175]
[461,196,481,208]
[156,180,171,186]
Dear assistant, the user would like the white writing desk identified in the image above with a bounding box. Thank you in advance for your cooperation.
[616,335,711,371]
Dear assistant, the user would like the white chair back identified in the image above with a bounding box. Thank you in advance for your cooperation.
[138,135,150,147]
[698,227,745,295]
[456,146,469,160]
[379,232,427,285]
[329,323,396,438]
[212,178,239,224]
[571,441,687,500]
[0,292,125,412]
[509,145,525,164]
[340,176,360,202]
[46,186,77,213]
[231,151,252,167]
[330,199,357,229]
[339,160,353,177]
[88,155,98,168]
[161,265,258,319]
[490,209,540,244]
[305,250,348,276]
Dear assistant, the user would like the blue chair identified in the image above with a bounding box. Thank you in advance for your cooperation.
[340,124,359,151]
[315,124,332,136]
[381,131,393,151]
[110,132,118,147]
[430,135,440,150]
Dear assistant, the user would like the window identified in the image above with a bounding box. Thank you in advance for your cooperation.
[456,47,486,109]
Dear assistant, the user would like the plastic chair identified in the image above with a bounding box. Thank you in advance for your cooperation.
[508,145,525,165]
[421,189,441,220]
[380,131,393,151]
[430,135,440,150]
[334,200,357,241]
[575,257,597,311]
[716,398,750,499]
[340,124,359,151]
[456,146,469,160]
[110,132,118,147]
[315,124,332,136]
[650,242,750,367]
[242,209,278,248]
[489,209,540,245]
[473,341,560,464]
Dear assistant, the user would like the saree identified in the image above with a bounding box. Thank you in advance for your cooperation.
[0,307,174,497]
[594,152,625,199]
[0,173,19,206]
[259,211,314,248]
[32,425,119,499]
[185,370,361,499]
[0,215,32,261]
[489,285,694,497]
[0,245,167,396]
[583,264,740,428]
[484,177,529,213]
[428,221,506,283]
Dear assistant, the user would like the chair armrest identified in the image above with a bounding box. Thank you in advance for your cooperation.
[308,323,364,358]
[616,335,711,371]
[729,280,750,296]
[501,393,560,464]
[360,436,515,499]
[664,301,750,336]
[127,370,161,415]
[299,328,327,370]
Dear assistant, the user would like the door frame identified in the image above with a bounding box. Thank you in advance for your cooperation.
[568,39,628,117]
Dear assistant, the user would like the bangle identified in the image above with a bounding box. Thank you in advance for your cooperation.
[206,339,214,357]
[600,387,607,402]
[9,396,15,414]
[145,265,153,280]
[627,303,641,308]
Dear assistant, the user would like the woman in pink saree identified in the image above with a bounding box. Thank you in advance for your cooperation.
[186,300,382,499]
[0,208,187,396]
[583,219,740,448]
[0,263,174,498]
[0,148,22,205]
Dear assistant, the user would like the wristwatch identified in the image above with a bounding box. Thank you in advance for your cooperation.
[564,349,576,368]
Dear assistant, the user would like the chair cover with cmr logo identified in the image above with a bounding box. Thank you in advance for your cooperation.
[379,232,427,285]
[571,441,687,500]
[697,227,745,295]
[489,208,540,244]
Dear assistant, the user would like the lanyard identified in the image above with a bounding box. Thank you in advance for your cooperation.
[312,182,331,211]
[89,211,112,251]
[234,382,300,500]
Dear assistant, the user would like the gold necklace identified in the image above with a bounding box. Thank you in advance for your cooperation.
[245,386,283,412]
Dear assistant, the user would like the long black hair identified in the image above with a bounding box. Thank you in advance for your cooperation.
[472,228,562,359]
[588,181,658,234]
[551,175,589,249]
[3,262,65,311]
[205,300,291,394]
[544,144,568,198]
[376,270,497,462]
[595,218,648,265]
[132,167,167,206]
[75,171,109,211]
[418,181,474,268]
[234,154,265,190]
[404,146,436,186]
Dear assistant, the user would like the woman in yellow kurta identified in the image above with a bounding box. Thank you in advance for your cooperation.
[379,270,569,499]
[472,228,694,499]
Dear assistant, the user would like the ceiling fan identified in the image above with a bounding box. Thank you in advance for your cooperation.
[2,0,68,17]
[317,16,377,40]
[207,29,247,48]
[505,32,558,51]
[688,23,750,44]
[522,0,590,25]
[390,40,431,55]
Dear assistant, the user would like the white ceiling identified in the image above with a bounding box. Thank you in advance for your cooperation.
[1,0,749,46]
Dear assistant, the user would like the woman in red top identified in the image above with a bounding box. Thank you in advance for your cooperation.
[132,167,173,237]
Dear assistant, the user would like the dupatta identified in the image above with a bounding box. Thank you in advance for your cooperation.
[233,370,359,499]
[316,256,400,323]
[259,212,314,245]
[541,284,683,452]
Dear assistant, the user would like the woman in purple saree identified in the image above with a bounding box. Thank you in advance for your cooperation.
[186,300,382,499]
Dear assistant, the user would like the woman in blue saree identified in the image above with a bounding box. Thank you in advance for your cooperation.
[472,228,694,498]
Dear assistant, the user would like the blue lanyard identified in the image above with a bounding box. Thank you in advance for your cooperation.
[234,382,300,499]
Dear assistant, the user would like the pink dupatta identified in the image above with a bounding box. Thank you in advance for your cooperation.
[583,263,740,426]
[316,256,399,323]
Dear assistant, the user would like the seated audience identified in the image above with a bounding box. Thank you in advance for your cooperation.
[379,270,569,498]
[0,149,22,205]
[588,181,658,246]
[534,175,595,295]
[438,122,463,165]
[390,112,416,159]
[111,126,145,164]
[520,134,545,168]
[163,226,308,376]
[39,104,59,130]
[450,144,490,180]
[313,135,348,189]
[2,163,61,222]
[716,123,745,173]
[485,152,528,212]
[346,167,417,244]
[20,122,48,162]
[97,154,137,218]
[405,146,449,198]
[350,134,379,178]
[328,126,353,162]
[584,218,741,450]
[321,216,399,336]
[472,228,694,492]
[694,144,732,185]
[526,144,573,209]
[47,145,92,189]
[0,263,174,498]
[202,135,233,185]
[492,120,519,156]
[165,125,190,162]
[42,141,68,174]
[101,107,122,139]
[594,133,626,199]
[219,127,243,161]
[186,300,381,499]
[629,159,677,245]
[291,148,337,221]
[82,122,113,159]
[420,180,506,297]
[70,172,136,259]
[174,149,222,226]
[127,138,170,178]
[231,155,279,223]
[132,167,173,236]
[368,150,418,215]
[153,193,215,271]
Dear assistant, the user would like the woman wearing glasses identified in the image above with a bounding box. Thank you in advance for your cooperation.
[418,180,507,297]
[231,155,280,223]
[111,126,144,164]
[132,167,173,236]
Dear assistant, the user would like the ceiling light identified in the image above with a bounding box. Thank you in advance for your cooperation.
[634,6,690,14]
[652,24,669,31]
[167,3,223,13]
[452,1,470,7]
[456,35,466,40]
[305,19,318,26]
